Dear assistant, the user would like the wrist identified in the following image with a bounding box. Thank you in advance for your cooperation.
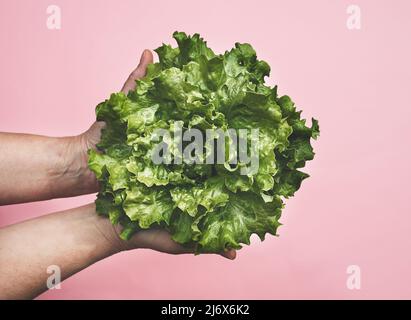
[47,135,99,199]
[85,203,129,254]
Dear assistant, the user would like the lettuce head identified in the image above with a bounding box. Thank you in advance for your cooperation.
[88,32,319,253]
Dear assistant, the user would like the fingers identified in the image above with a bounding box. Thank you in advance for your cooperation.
[179,247,237,260]
[221,249,237,260]
[128,228,237,260]
[121,49,154,94]
[83,50,154,152]
[159,241,237,261]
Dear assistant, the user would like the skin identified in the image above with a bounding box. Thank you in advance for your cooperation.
[0,50,236,300]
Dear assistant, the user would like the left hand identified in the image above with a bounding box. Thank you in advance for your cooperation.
[64,50,154,195]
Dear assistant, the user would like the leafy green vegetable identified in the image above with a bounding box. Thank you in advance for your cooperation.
[88,32,319,253]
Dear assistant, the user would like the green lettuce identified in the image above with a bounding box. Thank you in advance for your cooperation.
[88,32,319,253]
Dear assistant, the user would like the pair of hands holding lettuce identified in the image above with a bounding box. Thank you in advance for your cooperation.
[0,32,318,299]
[0,48,235,300]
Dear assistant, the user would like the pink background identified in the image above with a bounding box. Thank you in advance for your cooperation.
[1,0,410,299]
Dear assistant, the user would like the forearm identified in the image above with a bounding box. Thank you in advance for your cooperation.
[0,203,122,299]
[0,133,97,205]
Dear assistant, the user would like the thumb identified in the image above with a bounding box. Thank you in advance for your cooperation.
[121,49,154,94]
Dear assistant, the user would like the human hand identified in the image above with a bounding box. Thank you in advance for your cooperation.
[60,50,154,196]
[109,220,237,260]
[0,51,154,205]
[0,202,235,299]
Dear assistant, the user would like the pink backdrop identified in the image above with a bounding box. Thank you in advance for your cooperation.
[1,0,410,299]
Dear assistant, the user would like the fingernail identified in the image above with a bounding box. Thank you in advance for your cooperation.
[230,250,237,260]
[225,250,236,260]
[142,49,151,62]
